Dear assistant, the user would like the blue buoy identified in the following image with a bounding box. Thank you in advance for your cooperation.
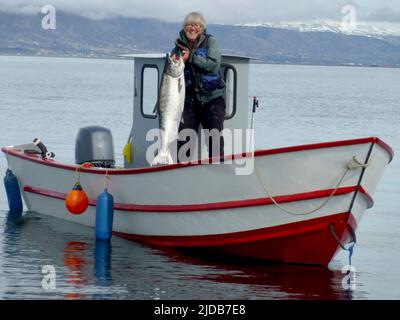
[94,240,112,287]
[3,169,23,214]
[95,188,114,241]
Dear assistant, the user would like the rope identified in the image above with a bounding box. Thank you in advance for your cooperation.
[5,148,10,169]
[75,164,111,192]
[103,170,110,190]
[75,166,81,184]
[74,162,94,185]
[254,156,369,216]
[346,155,371,170]
[330,223,357,267]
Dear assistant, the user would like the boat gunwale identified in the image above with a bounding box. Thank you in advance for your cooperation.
[1,136,393,175]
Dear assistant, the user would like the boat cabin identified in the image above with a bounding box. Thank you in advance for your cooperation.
[123,54,251,168]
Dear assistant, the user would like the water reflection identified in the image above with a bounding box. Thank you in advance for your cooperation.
[94,240,112,287]
[63,241,88,299]
[2,211,24,259]
[151,247,354,300]
[0,211,355,299]
[62,240,113,299]
[5,210,23,223]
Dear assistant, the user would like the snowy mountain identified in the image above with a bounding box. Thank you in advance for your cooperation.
[236,20,400,38]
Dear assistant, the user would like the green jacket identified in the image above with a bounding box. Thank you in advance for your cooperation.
[172,30,225,104]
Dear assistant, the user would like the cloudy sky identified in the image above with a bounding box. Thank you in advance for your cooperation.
[0,0,399,24]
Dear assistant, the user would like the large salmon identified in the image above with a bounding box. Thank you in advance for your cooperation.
[151,54,185,165]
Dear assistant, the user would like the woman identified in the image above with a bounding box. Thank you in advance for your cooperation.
[171,12,225,162]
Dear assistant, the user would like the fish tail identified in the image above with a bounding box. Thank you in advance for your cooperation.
[151,150,174,166]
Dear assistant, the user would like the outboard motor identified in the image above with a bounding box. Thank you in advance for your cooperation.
[75,126,115,168]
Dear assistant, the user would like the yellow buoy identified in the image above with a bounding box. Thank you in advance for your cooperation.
[123,137,133,164]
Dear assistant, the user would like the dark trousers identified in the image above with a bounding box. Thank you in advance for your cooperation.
[178,96,225,162]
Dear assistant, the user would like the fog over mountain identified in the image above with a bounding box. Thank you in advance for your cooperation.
[1,0,399,24]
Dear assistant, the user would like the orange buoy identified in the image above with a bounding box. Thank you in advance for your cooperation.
[66,182,89,215]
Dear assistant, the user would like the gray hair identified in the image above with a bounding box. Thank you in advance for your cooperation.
[183,12,206,30]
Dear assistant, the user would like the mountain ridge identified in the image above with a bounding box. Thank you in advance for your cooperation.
[1,11,399,67]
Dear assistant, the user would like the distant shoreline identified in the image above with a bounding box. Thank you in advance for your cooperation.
[1,53,399,69]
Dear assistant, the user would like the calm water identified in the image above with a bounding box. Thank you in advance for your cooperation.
[0,56,399,299]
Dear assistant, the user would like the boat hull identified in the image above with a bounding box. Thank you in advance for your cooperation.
[2,137,393,265]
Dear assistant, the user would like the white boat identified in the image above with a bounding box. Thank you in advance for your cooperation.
[2,54,393,266]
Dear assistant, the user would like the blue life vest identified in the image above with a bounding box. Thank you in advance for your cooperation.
[184,35,224,95]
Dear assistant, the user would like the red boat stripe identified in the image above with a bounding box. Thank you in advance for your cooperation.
[23,185,373,212]
[254,137,394,162]
[113,212,351,247]
[2,136,393,175]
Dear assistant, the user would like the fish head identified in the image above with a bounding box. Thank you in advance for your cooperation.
[165,53,185,78]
